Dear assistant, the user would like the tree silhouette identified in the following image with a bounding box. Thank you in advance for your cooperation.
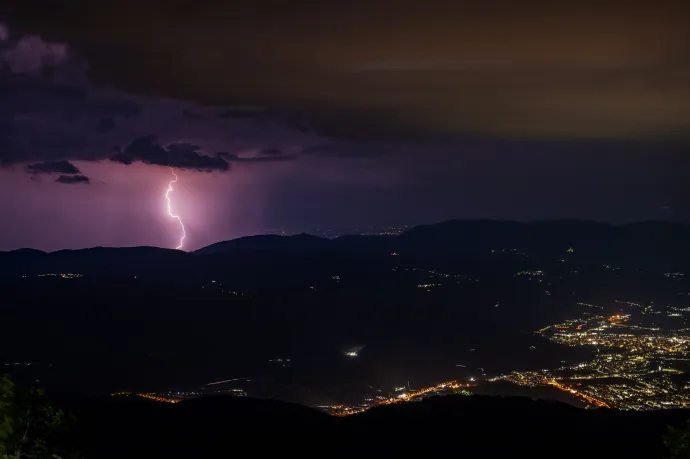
[0,375,81,459]
[664,420,690,459]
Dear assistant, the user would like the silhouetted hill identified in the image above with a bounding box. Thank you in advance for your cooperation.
[195,219,690,269]
[195,233,332,254]
[73,394,690,459]
[2,219,689,281]
[397,219,690,260]
[76,395,333,459]
[0,245,189,279]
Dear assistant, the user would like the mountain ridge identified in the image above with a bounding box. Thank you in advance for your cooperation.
[3,219,689,255]
[2,219,690,278]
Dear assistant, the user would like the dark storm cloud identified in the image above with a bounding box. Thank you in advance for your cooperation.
[25,160,80,174]
[300,141,403,158]
[0,110,13,160]
[0,64,141,164]
[111,136,230,171]
[282,110,428,142]
[182,109,200,119]
[217,107,272,119]
[284,115,362,141]
[55,174,89,184]
[95,117,115,133]
[0,31,139,120]
[0,25,314,172]
[1,73,141,120]
[0,27,148,168]
[3,0,689,140]
[218,152,297,163]
[0,106,87,164]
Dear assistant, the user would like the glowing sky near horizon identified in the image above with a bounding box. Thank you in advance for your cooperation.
[1,1,689,251]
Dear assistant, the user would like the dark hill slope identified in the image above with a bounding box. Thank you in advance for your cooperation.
[74,394,690,459]
[3,220,690,277]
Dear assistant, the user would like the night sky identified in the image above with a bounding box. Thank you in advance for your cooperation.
[1,1,689,251]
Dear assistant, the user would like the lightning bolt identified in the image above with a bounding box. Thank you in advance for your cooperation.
[165,167,186,250]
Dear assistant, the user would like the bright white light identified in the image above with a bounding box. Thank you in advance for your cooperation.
[165,167,186,250]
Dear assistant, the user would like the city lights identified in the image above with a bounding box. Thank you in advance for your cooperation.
[493,300,690,410]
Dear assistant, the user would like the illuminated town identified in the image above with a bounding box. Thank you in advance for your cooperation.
[112,387,247,404]
[36,273,83,279]
[317,380,471,416]
[109,380,472,417]
[105,262,690,415]
[491,298,690,410]
[70,247,689,417]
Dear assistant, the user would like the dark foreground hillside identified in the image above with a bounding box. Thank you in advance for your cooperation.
[74,395,690,459]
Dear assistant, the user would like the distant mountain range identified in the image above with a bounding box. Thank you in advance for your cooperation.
[2,219,690,278]
[199,219,690,257]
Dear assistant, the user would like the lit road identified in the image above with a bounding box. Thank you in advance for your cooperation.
[111,392,179,404]
[547,379,610,408]
[331,380,464,417]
